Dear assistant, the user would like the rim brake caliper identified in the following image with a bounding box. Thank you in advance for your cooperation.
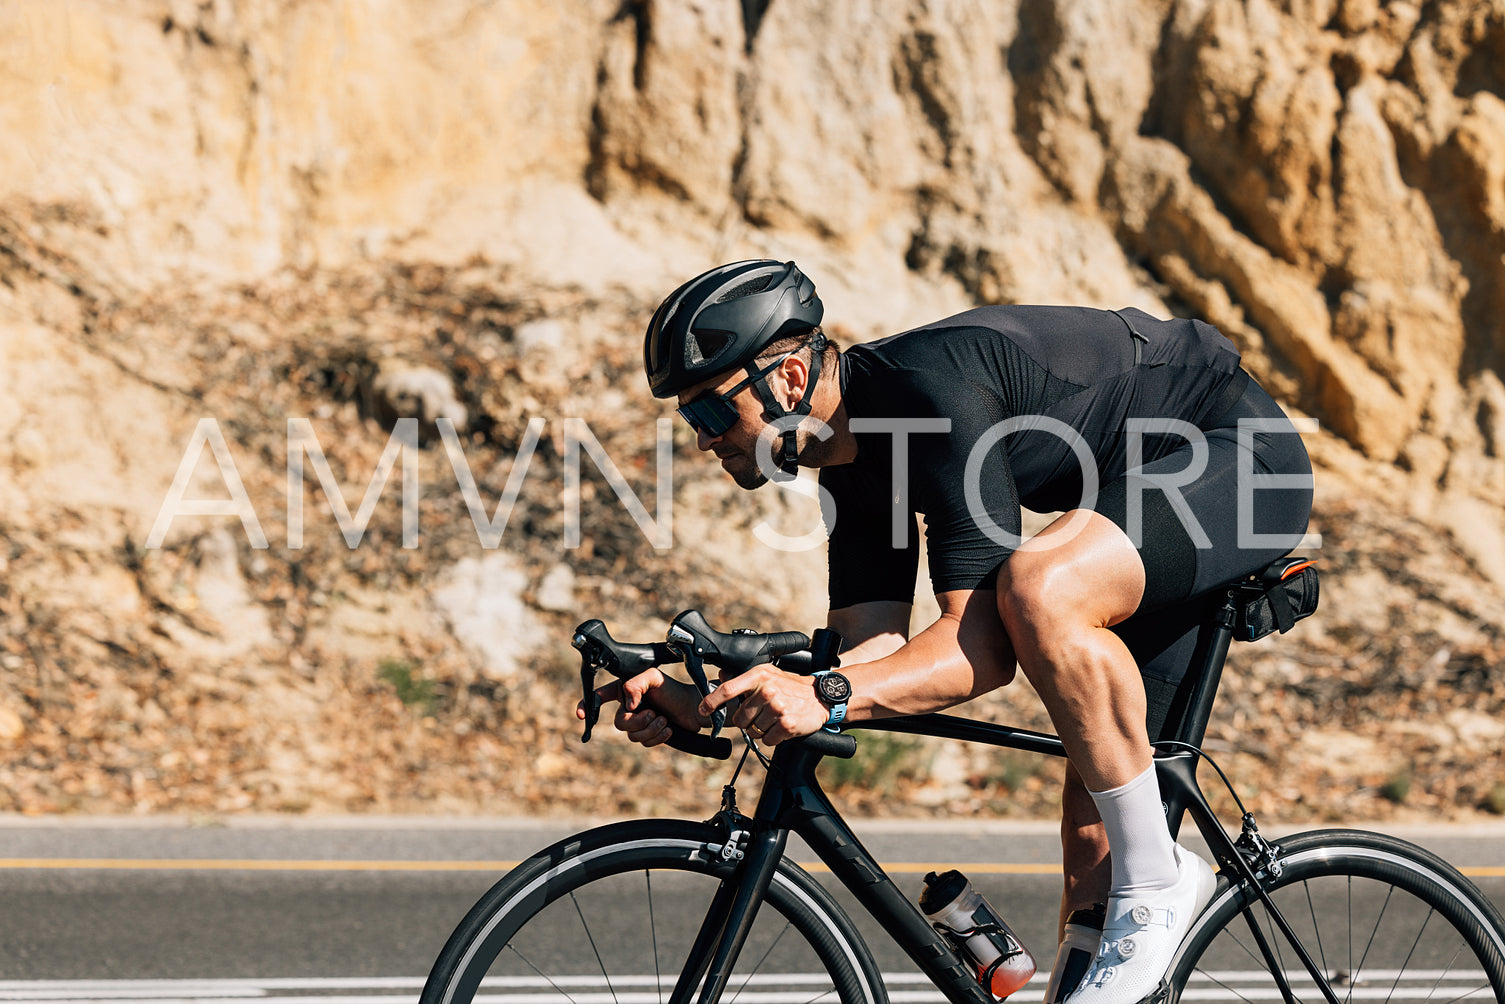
[1234,813,1284,882]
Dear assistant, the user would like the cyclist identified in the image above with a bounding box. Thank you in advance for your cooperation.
[580,259,1314,1004]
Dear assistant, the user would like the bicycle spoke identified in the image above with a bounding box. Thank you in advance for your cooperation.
[1396,909,1432,999]
[1304,878,1328,987]
[1196,966,1258,1004]
[1219,917,1268,969]
[1386,906,1433,1000]
[1352,883,1397,989]
[572,890,623,1004]
[1196,902,1265,1004]
[646,870,663,1004]
[1345,876,1354,1004]
[472,862,868,1004]
[505,944,589,1004]
[723,914,841,1004]
[729,920,791,1003]
[1234,896,1300,1001]
[796,990,841,1004]
[1268,894,1289,989]
[1430,941,1471,1004]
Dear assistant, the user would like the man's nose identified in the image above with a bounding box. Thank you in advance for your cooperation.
[695,427,723,451]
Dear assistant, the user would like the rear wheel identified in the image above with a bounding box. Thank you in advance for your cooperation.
[421,818,886,1004]
[1170,829,1505,1002]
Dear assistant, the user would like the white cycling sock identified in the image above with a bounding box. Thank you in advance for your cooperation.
[1089,765,1178,896]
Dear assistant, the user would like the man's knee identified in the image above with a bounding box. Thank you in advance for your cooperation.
[996,520,1145,640]
[994,553,1062,640]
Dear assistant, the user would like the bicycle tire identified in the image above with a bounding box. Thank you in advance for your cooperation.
[422,818,887,1004]
[1169,828,1505,1002]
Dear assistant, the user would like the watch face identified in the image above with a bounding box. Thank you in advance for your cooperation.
[816,672,851,704]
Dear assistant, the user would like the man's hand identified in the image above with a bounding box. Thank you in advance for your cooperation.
[575,670,706,748]
[701,665,828,745]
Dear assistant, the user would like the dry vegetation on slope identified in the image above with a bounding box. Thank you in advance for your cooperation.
[0,0,1502,821]
[1,231,1501,821]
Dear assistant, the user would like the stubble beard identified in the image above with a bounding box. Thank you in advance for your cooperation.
[724,455,770,490]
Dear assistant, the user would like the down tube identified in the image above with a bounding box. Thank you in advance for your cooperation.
[770,763,995,1004]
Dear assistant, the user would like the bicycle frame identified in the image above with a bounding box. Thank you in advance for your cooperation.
[672,586,1346,1004]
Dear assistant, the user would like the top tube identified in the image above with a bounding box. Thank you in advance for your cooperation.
[850,713,1067,758]
[846,582,1242,754]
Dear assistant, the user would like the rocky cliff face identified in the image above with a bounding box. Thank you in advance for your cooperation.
[0,0,1501,818]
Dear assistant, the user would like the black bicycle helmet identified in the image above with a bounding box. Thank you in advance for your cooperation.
[643,259,824,399]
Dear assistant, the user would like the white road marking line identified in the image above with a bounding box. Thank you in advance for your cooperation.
[0,972,1487,1004]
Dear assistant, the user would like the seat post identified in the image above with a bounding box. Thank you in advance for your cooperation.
[1176,590,1240,750]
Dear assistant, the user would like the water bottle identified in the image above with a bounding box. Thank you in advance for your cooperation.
[1044,903,1105,1003]
[919,870,1038,999]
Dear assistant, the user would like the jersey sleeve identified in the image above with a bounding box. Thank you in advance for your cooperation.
[825,365,1020,603]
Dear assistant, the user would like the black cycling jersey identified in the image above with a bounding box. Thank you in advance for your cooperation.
[819,304,1306,614]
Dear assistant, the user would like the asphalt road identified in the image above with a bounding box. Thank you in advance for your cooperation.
[0,817,1500,1001]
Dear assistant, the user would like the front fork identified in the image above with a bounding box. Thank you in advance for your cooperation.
[671,794,786,1004]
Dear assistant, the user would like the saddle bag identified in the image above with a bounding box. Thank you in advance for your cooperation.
[1234,557,1319,642]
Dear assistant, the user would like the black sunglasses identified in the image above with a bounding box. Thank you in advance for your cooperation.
[676,349,796,437]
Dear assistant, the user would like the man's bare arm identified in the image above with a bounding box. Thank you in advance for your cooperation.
[836,589,1017,720]
[827,600,910,664]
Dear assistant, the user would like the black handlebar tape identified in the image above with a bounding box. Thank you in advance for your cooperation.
[664,728,733,760]
[773,650,812,672]
[798,730,857,758]
[762,631,813,658]
[618,690,733,760]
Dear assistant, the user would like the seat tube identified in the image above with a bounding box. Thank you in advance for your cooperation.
[1180,594,1238,750]
[1158,595,1236,840]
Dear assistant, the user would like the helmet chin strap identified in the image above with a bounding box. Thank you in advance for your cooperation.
[748,333,826,481]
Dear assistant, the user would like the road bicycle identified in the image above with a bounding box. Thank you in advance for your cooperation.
[420,557,1505,1004]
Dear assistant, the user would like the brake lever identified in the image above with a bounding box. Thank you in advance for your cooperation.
[573,630,608,744]
[666,623,725,740]
[579,660,603,743]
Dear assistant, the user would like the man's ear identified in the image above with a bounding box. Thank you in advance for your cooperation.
[775,352,810,409]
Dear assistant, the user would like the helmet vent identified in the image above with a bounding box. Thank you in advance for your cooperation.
[716,275,775,302]
[688,330,731,365]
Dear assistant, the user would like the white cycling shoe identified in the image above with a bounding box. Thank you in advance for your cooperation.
[1062,846,1216,1004]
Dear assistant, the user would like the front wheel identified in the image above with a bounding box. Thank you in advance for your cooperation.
[1170,829,1505,1002]
[421,818,887,1004]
